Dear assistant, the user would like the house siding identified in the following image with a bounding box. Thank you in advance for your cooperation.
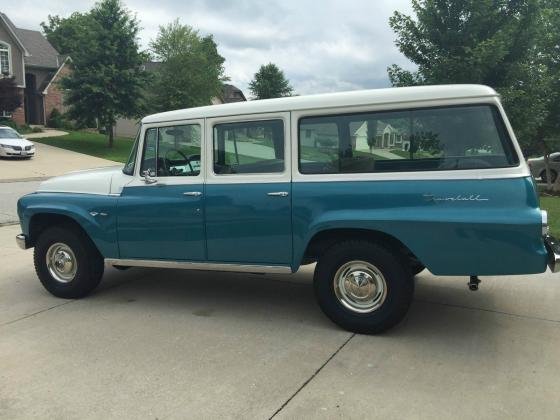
[114,117,140,138]
[0,24,24,87]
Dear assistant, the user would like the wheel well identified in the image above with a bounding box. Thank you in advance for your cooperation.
[28,213,88,247]
[302,228,419,266]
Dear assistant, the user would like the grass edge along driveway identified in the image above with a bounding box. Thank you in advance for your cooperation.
[33,131,134,163]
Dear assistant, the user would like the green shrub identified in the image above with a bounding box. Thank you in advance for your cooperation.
[32,126,43,133]
[0,118,18,130]
[17,124,33,134]
[47,108,65,129]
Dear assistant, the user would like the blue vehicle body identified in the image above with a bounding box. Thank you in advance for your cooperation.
[17,175,547,276]
[16,85,555,279]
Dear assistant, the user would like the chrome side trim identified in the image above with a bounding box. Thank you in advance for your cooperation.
[105,258,293,274]
[543,235,560,273]
[16,234,29,250]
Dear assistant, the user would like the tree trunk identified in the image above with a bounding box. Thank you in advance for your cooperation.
[107,125,114,148]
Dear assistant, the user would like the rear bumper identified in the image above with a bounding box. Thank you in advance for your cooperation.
[544,235,560,273]
[16,234,30,250]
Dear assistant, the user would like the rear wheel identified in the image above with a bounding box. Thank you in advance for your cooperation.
[314,240,414,334]
[34,225,104,298]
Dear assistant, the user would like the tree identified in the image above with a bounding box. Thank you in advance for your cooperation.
[248,63,294,99]
[535,1,560,190]
[52,0,149,147]
[41,12,92,55]
[0,77,22,117]
[387,0,560,189]
[387,1,544,144]
[149,20,227,111]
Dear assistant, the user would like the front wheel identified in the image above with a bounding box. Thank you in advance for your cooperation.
[314,241,414,334]
[34,225,104,298]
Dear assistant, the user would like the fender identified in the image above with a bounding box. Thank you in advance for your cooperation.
[18,192,119,258]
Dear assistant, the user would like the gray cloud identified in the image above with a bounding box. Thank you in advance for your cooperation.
[3,0,415,96]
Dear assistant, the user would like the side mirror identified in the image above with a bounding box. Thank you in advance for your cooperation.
[142,169,157,184]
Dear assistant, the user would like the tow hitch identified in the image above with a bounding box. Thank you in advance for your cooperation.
[468,276,481,291]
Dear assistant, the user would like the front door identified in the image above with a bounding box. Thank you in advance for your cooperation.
[204,113,292,265]
[117,121,206,261]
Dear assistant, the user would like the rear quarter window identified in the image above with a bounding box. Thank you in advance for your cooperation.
[298,105,519,174]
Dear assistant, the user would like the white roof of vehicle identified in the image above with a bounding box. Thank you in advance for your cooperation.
[142,84,498,124]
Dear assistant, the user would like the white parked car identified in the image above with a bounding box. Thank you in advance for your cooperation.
[527,153,560,183]
[0,126,35,159]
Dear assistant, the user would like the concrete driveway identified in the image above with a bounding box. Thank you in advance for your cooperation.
[0,140,118,224]
[1,223,560,419]
[0,142,118,183]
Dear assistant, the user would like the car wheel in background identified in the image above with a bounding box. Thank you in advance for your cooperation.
[541,169,558,183]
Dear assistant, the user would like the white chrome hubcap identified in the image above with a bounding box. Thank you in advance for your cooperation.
[46,243,77,283]
[334,260,387,313]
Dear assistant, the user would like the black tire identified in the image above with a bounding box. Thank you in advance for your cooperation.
[541,170,558,183]
[33,224,104,299]
[411,261,425,275]
[314,240,414,334]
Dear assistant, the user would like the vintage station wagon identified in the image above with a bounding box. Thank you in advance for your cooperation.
[16,85,560,333]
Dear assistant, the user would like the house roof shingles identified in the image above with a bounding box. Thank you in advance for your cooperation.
[0,12,60,68]
[14,28,60,69]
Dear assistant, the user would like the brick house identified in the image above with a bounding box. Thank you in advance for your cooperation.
[0,12,70,125]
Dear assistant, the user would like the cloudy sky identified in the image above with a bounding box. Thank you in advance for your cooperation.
[3,0,415,96]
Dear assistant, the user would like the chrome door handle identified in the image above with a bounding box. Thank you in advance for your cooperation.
[183,191,202,197]
[267,192,289,197]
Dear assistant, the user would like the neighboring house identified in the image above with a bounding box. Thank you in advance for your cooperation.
[0,12,70,125]
[114,65,247,138]
[300,120,411,153]
[211,84,247,104]
[353,121,411,152]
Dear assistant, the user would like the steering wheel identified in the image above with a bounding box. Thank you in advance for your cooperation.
[164,149,195,175]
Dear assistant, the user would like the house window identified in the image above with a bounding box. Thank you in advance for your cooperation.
[0,42,10,76]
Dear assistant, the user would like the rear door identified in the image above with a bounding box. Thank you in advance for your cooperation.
[204,113,292,265]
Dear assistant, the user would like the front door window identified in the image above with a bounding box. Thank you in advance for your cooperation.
[140,124,201,177]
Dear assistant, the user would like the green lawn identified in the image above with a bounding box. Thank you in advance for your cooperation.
[540,196,560,238]
[34,131,135,163]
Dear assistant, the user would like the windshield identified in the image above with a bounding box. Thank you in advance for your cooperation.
[123,128,140,175]
[0,128,22,139]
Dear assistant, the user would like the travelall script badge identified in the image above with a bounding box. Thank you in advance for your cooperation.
[423,194,489,202]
